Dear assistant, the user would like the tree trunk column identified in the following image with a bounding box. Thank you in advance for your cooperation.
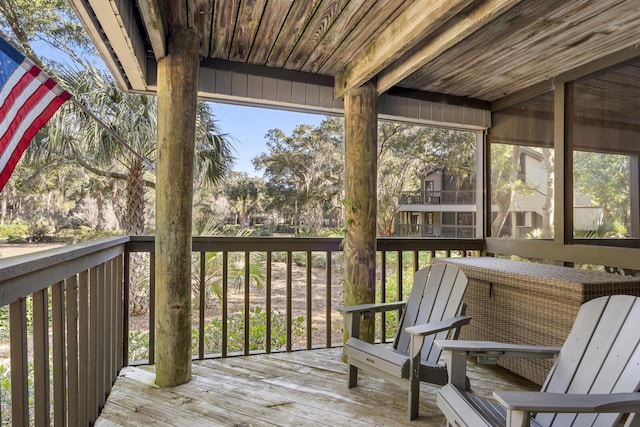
[155,27,199,387]
[343,81,377,343]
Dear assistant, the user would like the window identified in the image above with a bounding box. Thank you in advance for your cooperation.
[490,92,554,239]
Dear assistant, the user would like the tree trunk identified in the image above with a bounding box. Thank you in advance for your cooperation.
[0,193,6,225]
[125,158,145,235]
[491,146,521,236]
[155,26,199,387]
[542,148,554,238]
[96,189,105,230]
[343,81,377,345]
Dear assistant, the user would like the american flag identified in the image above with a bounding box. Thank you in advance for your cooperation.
[0,37,70,192]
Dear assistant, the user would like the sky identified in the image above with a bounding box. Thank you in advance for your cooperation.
[32,41,326,179]
[208,103,325,177]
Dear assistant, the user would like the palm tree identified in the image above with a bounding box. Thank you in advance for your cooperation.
[34,65,235,315]
[225,172,259,228]
[39,65,234,235]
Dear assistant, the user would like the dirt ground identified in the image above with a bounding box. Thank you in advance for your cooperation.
[128,259,346,349]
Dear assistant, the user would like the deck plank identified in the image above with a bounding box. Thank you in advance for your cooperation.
[96,347,537,426]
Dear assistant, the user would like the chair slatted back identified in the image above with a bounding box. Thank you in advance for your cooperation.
[393,263,468,364]
[536,295,640,427]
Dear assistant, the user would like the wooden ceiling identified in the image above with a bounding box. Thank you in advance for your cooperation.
[70,0,640,117]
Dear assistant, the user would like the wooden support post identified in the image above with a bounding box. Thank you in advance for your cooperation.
[343,81,377,344]
[155,26,200,387]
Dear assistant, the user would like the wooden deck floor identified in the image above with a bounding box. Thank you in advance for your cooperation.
[95,347,537,426]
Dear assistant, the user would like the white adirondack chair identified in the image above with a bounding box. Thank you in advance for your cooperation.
[436,294,640,427]
[340,263,470,421]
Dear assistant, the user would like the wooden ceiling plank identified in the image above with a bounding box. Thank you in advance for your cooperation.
[189,0,213,58]
[402,0,564,96]
[409,0,640,100]
[266,0,322,68]
[317,0,408,75]
[211,0,239,59]
[334,0,475,99]
[284,0,349,71]
[301,0,378,73]
[375,0,525,96]
[229,0,267,62]
[248,0,294,65]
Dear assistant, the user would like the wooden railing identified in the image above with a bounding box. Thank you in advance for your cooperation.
[0,235,483,425]
[0,236,128,426]
[395,224,477,238]
[399,190,476,205]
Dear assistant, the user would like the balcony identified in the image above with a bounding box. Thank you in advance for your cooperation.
[395,224,476,238]
[398,190,476,206]
[0,235,486,425]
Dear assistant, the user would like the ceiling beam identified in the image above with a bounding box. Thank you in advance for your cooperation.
[137,0,167,59]
[334,0,474,99]
[376,0,524,95]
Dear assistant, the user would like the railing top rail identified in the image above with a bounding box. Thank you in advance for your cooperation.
[127,236,344,252]
[0,236,129,306]
[127,235,484,253]
[0,234,485,307]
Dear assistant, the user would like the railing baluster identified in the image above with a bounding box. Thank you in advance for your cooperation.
[306,251,312,350]
[66,275,79,427]
[96,264,105,410]
[222,251,228,358]
[244,251,250,356]
[123,254,130,366]
[78,270,89,426]
[103,261,112,401]
[325,251,332,348]
[89,266,98,422]
[149,253,156,365]
[9,298,28,427]
[199,251,205,360]
[266,252,272,354]
[116,255,124,372]
[33,289,50,426]
[105,259,114,393]
[52,281,66,427]
[397,251,403,302]
[381,251,387,343]
[286,251,292,352]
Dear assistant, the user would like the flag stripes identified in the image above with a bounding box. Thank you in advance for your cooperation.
[0,37,70,191]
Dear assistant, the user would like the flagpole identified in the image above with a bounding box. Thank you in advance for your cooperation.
[70,98,155,172]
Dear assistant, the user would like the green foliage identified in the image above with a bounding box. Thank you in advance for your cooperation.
[0,363,12,424]
[128,329,150,361]
[574,214,627,238]
[0,306,7,339]
[253,119,345,234]
[0,224,28,239]
[0,360,39,425]
[574,151,630,224]
[201,307,306,353]
[128,307,306,362]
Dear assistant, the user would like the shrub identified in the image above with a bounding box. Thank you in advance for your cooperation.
[127,307,307,363]
[0,224,28,239]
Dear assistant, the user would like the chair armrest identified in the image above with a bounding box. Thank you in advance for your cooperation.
[435,339,561,363]
[341,301,407,340]
[339,301,406,315]
[437,340,561,389]
[405,315,470,337]
[494,391,640,413]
